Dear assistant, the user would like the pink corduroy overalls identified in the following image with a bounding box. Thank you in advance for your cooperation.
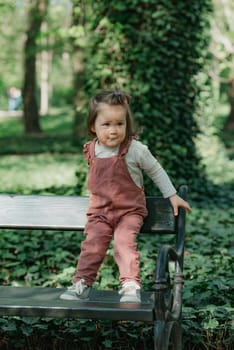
[74,137,148,286]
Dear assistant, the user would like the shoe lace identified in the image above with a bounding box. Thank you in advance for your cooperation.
[119,281,140,295]
[76,279,87,294]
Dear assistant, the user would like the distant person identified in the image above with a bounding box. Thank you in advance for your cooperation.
[8,87,22,111]
[60,90,192,303]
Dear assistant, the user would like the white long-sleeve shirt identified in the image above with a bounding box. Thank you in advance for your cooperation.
[95,139,176,198]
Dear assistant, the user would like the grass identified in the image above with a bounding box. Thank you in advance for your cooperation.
[0,107,84,193]
[196,133,234,184]
[0,153,80,193]
[196,102,234,185]
[0,107,73,137]
[0,107,79,156]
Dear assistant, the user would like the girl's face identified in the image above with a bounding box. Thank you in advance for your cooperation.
[91,103,127,148]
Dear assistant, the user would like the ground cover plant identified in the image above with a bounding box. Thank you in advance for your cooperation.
[0,112,233,349]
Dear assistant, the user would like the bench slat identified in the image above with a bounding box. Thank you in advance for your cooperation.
[0,195,88,230]
[142,197,175,233]
[0,195,175,233]
[0,286,154,322]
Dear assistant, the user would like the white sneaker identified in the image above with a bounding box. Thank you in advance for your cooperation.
[119,281,141,303]
[60,279,90,300]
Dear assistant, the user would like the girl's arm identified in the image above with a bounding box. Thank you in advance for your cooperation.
[129,141,192,214]
[169,194,192,216]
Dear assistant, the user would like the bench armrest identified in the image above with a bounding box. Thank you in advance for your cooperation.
[154,244,182,284]
[153,244,183,322]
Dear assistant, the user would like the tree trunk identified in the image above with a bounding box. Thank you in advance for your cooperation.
[71,1,88,144]
[22,0,48,134]
[40,21,51,116]
[73,50,86,141]
[225,78,234,129]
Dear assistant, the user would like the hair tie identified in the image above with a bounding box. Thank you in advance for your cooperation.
[113,91,121,97]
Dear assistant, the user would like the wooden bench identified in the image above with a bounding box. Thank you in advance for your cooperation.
[0,185,188,350]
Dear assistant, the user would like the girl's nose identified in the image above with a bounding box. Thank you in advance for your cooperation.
[109,126,117,133]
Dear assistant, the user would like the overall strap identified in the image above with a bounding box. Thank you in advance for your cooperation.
[119,136,136,157]
[83,139,96,165]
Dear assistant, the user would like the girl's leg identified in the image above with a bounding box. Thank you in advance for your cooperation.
[114,214,143,286]
[73,217,113,286]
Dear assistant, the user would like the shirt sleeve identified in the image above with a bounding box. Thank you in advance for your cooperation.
[135,141,177,198]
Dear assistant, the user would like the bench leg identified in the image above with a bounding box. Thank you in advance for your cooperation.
[154,320,182,350]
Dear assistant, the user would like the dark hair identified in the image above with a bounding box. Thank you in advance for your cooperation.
[87,90,135,139]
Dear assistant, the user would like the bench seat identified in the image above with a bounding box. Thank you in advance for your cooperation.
[0,286,154,321]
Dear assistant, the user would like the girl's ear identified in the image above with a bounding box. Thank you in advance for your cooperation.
[90,124,96,133]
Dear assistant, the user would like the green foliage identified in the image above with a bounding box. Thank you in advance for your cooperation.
[0,0,74,113]
[0,229,83,286]
[73,0,213,193]
[0,317,154,349]
[0,1,25,109]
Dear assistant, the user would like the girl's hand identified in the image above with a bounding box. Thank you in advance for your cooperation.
[169,194,192,216]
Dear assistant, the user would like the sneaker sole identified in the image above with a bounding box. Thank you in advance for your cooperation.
[60,290,90,301]
[120,295,141,303]
[60,291,79,300]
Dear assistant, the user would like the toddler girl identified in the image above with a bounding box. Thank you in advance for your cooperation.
[60,90,191,303]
